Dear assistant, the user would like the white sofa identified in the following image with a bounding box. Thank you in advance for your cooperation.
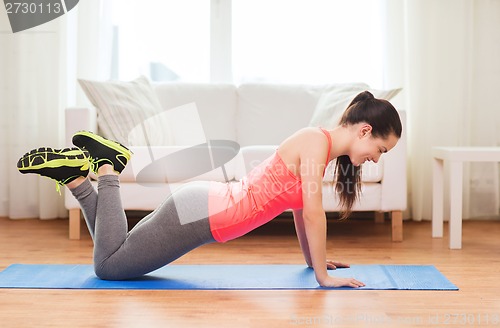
[65,83,407,241]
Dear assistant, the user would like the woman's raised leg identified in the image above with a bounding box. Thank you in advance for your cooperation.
[93,174,214,280]
[72,131,215,280]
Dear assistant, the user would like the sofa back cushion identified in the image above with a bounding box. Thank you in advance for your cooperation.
[78,76,175,146]
[236,83,325,146]
[153,83,238,145]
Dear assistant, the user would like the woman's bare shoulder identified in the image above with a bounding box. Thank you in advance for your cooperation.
[277,127,328,176]
[283,127,327,144]
[279,127,328,155]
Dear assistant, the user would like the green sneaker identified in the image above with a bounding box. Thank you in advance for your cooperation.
[17,147,90,193]
[72,131,132,174]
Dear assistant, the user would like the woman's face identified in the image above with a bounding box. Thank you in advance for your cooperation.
[349,125,399,167]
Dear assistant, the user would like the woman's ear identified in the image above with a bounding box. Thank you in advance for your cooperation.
[359,124,372,138]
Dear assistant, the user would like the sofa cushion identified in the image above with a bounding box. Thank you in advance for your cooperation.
[78,76,175,146]
[120,146,238,183]
[154,103,208,146]
[323,159,384,183]
[233,146,278,180]
[236,83,325,146]
[322,182,382,211]
[309,84,369,129]
[153,83,238,145]
[309,86,402,129]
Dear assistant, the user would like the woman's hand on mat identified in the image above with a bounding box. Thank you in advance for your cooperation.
[319,276,365,288]
[326,260,350,270]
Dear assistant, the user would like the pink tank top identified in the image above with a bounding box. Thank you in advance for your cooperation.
[208,128,332,242]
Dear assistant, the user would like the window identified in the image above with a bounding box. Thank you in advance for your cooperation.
[232,0,384,86]
[110,0,384,86]
[110,0,210,82]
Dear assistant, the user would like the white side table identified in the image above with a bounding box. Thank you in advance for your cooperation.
[432,147,500,249]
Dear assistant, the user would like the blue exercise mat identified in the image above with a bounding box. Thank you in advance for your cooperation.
[0,264,458,290]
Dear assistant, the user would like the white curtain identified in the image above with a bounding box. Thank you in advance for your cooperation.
[385,0,500,220]
[0,1,112,219]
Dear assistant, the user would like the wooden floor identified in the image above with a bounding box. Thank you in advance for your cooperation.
[0,216,499,328]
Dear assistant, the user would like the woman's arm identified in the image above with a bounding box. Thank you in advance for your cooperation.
[301,183,364,288]
[293,209,312,267]
[299,131,364,288]
[301,205,329,285]
[294,209,351,270]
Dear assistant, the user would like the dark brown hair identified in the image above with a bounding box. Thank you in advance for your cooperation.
[334,91,402,219]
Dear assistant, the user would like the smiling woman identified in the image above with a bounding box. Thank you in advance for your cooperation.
[16,90,401,288]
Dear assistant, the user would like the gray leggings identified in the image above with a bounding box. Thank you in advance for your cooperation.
[70,175,215,280]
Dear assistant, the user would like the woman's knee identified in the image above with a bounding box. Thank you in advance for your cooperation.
[94,262,125,281]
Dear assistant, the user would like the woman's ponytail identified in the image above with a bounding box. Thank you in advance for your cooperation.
[334,155,361,220]
[333,93,367,219]
[333,90,401,220]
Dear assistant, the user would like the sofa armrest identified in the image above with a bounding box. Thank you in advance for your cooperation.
[65,107,97,147]
[380,110,407,211]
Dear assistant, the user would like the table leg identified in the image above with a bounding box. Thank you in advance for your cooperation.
[69,208,81,240]
[449,161,463,249]
[432,158,444,238]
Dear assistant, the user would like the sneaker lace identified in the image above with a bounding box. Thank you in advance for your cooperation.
[53,178,70,195]
[52,156,92,194]
[88,156,98,174]
[55,181,63,195]
[53,174,84,195]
